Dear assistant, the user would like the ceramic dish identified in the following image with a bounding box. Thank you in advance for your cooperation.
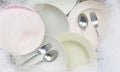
[68,1,108,48]
[15,35,67,72]
[26,0,78,15]
[34,4,69,36]
[55,32,96,70]
[0,5,45,55]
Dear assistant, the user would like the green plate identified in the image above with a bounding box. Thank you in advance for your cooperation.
[56,32,96,69]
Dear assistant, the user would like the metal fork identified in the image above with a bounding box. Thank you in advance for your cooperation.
[90,12,100,38]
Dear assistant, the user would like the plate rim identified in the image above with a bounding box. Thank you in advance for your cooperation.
[55,32,96,65]
[0,5,45,55]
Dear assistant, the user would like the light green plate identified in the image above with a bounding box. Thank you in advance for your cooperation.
[55,32,96,70]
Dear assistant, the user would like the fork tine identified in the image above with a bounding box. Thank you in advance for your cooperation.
[90,12,98,21]
[90,11,100,39]
[90,12,94,21]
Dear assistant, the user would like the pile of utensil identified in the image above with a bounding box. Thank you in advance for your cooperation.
[21,43,58,66]
[78,12,100,39]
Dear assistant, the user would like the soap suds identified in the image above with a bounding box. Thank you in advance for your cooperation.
[98,0,120,72]
[0,49,16,72]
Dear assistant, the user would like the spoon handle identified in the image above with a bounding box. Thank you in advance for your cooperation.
[35,60,44,65]
[82,29,86,36]
[96,27,100,40]
[21,53,40,66]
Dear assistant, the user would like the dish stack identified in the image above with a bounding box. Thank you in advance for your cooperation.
[0,0,108,72]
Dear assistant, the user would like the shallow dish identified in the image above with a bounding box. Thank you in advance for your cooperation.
[34,4,69,36]
[0,5,45,55]
[55,32,96,70]
[15,35,67,72]
[68,1,108,48]
[26,0,78,15]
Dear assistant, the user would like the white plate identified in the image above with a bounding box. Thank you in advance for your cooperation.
[15,35,67,72]
[34,4,69,36]
[26,0,78,15]
[68,1,108,48]
[0,5,45,55]
[55,32,96,70]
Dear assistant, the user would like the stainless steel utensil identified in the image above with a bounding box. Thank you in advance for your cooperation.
[78,13,88,35]
[35,50,58,65]
[21,43,52,66]
[66,0,80,17]
[90,11,100,38]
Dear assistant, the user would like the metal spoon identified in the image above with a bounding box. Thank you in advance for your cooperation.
[21,43,52,66]
[35,50,58,65]
[78,13,88,35]
[90,11,100,38]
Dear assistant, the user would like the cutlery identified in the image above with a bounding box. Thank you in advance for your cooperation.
[66,0,81,17]
[78,13,88,35]
[35,50,58,65]
[90,11,100,38]
[21,43,52,66]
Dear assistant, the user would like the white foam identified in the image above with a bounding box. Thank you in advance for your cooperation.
[0,49,16,72]
[98,0,120,72]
